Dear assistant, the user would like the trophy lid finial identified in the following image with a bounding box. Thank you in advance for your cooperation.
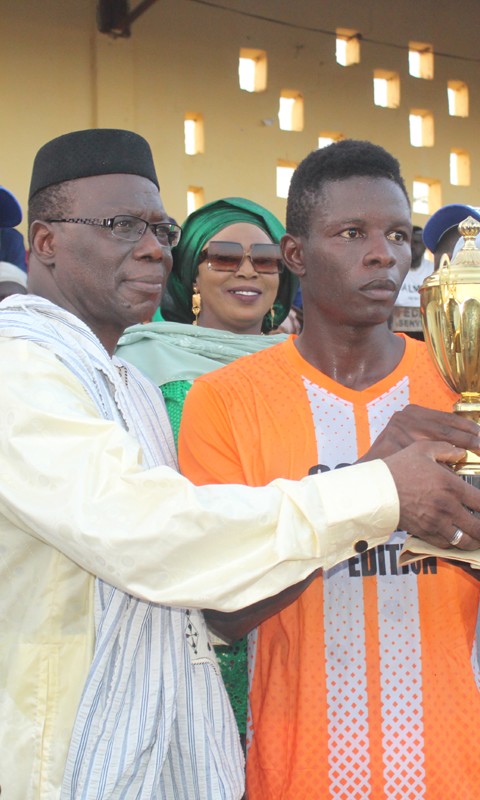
[450,216,480,268]
[458,215,480,242]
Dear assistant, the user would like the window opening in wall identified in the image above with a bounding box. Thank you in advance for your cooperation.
[335,29,361,66]
[276,160,297,199]
[412,178,441,215]
[187,186,205,215]
[448,81,469,117]
[408,42,434,79]
[278,91,304,131]
[373,70,400,108]
[409,109,434,147]
[239,48,267,92]
[184,114,204,155]
[450,149,470,186]
[318,131,345,149]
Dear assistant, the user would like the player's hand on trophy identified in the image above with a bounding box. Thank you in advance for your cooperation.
[384,440,480,550]
[361,404,480,462]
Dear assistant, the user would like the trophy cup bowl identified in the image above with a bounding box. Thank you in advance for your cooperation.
[420,215,480,489]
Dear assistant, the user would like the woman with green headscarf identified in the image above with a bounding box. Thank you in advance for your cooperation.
[161,196,295,332]
[118,197,296,437]
[116,197,297,748]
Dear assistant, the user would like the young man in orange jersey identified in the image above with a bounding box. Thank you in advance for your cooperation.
[179,139,480,799]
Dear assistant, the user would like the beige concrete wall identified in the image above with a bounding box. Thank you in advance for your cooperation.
[1,0,480,236]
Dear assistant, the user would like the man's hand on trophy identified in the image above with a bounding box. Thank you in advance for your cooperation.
[384,441,480,550]
[360,404,480,462]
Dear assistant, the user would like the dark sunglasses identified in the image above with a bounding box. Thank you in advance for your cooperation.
[198,241,284,274]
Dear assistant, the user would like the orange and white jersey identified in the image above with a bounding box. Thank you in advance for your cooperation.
[180,334,480,800]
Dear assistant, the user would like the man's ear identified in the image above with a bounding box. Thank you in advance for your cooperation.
[29,221,56,266]
[281,233,306,278]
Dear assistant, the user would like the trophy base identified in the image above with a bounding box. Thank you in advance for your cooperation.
[457,472,480,490]
[454,466,480,518]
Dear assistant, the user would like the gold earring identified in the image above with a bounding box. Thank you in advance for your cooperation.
[192,283,201,325]
[269,306,276,329]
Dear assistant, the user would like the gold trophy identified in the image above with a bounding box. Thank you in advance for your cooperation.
[399,219,480,566]
[420,215,480,491]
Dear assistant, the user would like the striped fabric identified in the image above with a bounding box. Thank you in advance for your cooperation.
[0,297,244,800]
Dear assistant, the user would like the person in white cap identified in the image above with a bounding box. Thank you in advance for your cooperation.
[0,260,27,301]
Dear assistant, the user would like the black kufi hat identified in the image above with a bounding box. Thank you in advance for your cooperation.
[29,128,159,200]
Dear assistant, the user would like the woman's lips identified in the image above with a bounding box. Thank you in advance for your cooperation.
[227,287,262,303]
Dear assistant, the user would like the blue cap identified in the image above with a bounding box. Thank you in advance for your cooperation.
[423,204,480,252]
[0,187,22,227]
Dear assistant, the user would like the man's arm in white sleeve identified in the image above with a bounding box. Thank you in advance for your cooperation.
[0,338,426,613]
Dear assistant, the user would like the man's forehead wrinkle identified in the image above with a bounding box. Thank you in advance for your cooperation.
[72,175,166,220]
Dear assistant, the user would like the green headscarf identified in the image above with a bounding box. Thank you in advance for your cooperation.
[161,196,297,333]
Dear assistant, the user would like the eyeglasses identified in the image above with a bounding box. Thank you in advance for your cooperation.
[198,241,284,274]
[46,215,182,247]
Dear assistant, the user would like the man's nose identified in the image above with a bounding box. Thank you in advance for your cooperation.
[134,226,172,264]
[364,234,396,267]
